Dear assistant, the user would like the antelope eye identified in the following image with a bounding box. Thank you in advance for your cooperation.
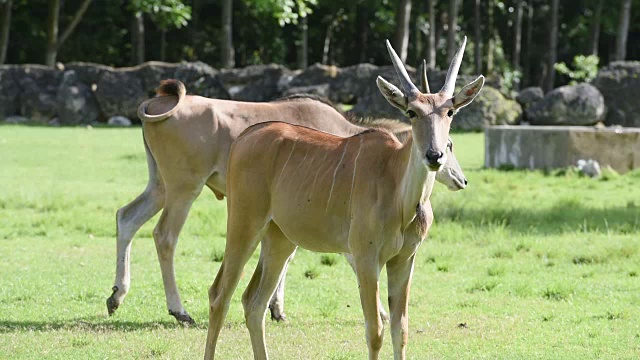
[406,110,417,118]
[447,109,455,117]
[447,141,453,150]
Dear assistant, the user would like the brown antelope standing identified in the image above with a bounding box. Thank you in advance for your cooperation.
[204,37,483,359]
[107,77,467,324]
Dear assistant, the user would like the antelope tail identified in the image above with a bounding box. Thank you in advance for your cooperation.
[137,79,186,123]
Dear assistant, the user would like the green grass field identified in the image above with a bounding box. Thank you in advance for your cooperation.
[1,125,639,359]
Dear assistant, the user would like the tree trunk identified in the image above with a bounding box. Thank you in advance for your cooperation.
[588,0,603,56]
[297,16,308,69]
[189,0,201,45]
[447,0,459,63]
[160,29,167,61]
[356,0,369,63]
[221,0,234,68]
[486,1,494,73]
[426,0,436,69]
[523,3,533,87]
[46,0,61,66]
[393,0,412,62]
[614,0,631,61]
[322,23,333,65]
[512,0,523,89]
[545,0,559,92]
[474,0,482,74]
[45,0,92,66]
[0,0,12,65]
[132,11,145,64]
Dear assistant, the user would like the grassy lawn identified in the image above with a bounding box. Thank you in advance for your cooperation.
[1,125,639,359]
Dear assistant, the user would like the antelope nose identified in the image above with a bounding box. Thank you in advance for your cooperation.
[464,179,468,185]
[425,150,444,165]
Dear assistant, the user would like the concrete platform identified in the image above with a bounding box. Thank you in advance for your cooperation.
[484,125,640,173]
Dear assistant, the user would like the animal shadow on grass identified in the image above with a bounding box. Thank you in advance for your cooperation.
[438,199,639,235]
[0,317,206,333]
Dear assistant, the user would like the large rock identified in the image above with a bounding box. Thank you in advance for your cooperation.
[57,70,101,125]
[174,61,230,100]
[516,86,544,121]
[94,68,145,120]
[65,62,113,85]
[288,63,339,88]
[133,61,179,96]
[527,83,604,126]
[16,65,61,123]
[0,65,20,119]
[282,84,331,98]
[452,86,522,131]
[219,64,290,102]
[107,116,132,127]
[592,61,640,127]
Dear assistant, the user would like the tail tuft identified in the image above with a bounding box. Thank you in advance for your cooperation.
[156,79,185,97]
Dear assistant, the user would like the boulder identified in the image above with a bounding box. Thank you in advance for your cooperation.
[516,87,544,118]
[452,86,522,131]
[0,65,20,119]
[592,61,640,127]
[219,64,291,102]
[94,68,145,120]
[133,61,178,96]
[57,70,101,125]
[527,83,604,126]
[288,63,339,88]
[4,115,29,124]
[174,61,230,100]
[331,63,380,105]
[15,65,61,123]
[65,62,113,85]
[282,84,331,98]
[107,116,132,127]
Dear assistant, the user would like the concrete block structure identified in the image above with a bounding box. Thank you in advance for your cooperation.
[484,125,640,173]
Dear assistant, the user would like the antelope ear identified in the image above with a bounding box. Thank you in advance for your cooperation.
[376,76,407,111]
[452,75,484,110]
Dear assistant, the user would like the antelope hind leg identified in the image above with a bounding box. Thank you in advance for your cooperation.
[152,185,202,324]
[108,181,165,316]
[268,248,297,322]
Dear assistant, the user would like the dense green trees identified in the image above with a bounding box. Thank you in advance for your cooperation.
[1,0,638,90]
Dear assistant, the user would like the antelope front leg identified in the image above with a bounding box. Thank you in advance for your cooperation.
[344,253,389,322]
[354,257,384,360]
[386,254,416,360]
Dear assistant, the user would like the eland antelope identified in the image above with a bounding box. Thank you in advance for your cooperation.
[107,78,467,324]
[204,37,483,359]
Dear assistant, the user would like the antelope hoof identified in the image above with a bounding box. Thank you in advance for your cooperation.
[169,310,195,325]
[269,305,287,322]
[380,310,389,323]
[106,287,120,316]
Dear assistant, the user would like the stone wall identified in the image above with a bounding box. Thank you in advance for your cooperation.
[3,60,639,129]
[0,61,513,128]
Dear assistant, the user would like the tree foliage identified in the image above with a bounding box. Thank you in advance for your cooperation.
[2,0,639,90]
[130,0,191,30]
[248,0,318,26]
